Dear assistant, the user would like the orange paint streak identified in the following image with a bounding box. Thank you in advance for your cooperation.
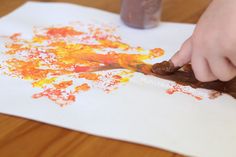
[78,73,100,81]
[10,33,20,40]
[74,83,90,93]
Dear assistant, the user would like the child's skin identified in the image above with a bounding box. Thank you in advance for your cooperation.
[171,0,236,82]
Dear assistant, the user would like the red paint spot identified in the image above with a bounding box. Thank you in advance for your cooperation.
[113,75,122,79]
[74,66,90,72]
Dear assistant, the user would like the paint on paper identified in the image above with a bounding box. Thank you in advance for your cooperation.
[0,23,203,106]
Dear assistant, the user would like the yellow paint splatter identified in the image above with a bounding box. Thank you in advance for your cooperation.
[0,23,164,106]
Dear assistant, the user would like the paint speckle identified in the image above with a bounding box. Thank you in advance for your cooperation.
[0,22,204,106]
[166,84,203,100]
[0,23,164,106]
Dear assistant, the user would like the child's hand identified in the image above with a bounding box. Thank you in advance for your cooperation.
[171,0,236,82]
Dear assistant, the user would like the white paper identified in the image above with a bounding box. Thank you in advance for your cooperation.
[0,2,235,157]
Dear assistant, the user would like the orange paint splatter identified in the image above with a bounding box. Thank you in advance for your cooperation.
[0,23,202,105]
[0,23,164,106]
[32,88,76,107]
[166,84,203,100]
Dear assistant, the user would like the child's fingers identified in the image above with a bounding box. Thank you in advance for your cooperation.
[170,37,192,67]
[191,52,217,82]
[208,56,236,81]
